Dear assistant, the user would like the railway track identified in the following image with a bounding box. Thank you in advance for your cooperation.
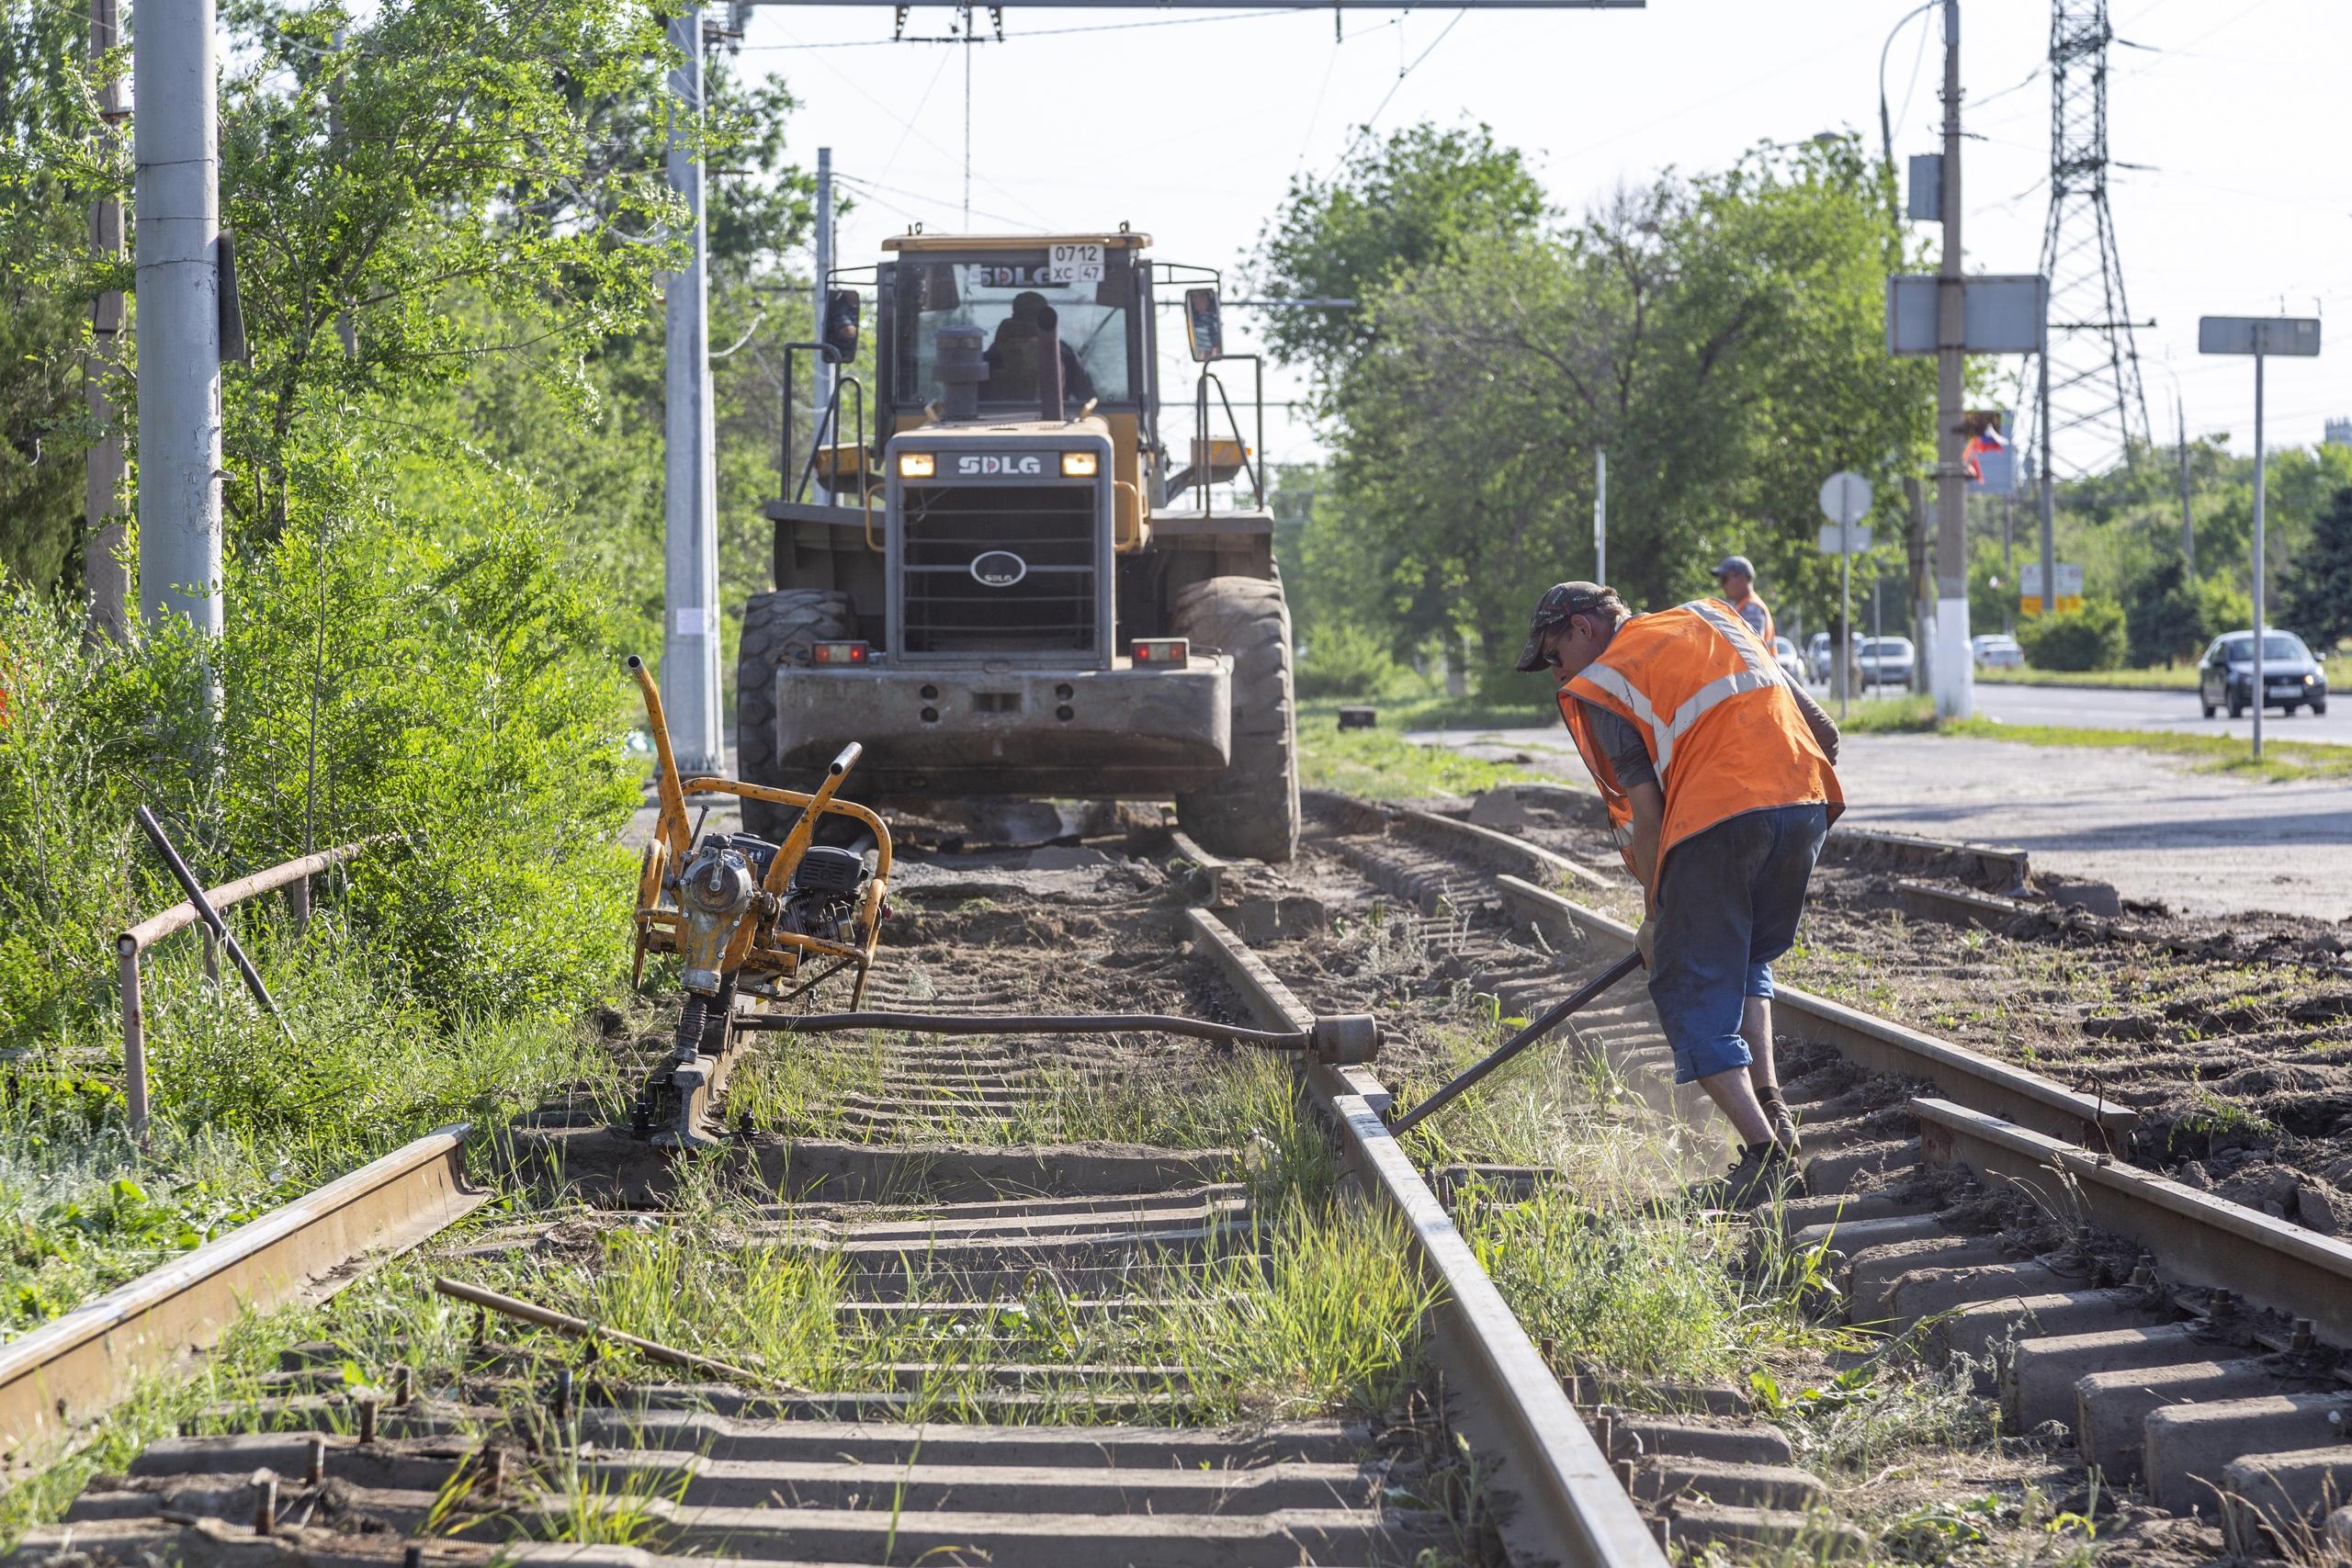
[1315,788,2352,1562]
[9,787,2352,1563]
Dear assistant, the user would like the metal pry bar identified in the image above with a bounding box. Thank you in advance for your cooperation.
[626,654,695,858]
[1386,951,1644,1134]
[132,806,288,1032]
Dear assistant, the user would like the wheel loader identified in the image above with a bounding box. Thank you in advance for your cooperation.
[742,228,1300,862]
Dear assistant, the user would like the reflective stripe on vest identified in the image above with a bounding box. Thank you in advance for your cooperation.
[1578,601,1780,783]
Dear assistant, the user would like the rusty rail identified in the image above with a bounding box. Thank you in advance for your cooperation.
[116,838,372,1144]
[0,1123,484,1474]
[1182,906,1668,1568]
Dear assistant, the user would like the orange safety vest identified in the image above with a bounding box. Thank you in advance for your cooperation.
[1558,599,1841,874]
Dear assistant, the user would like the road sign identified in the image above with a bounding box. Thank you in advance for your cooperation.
[1817,524,1873,555]
[1818,470,1872,526]
[2198,317,2321,357]
[1886,275,2047,356]
[2018,561,2082,615]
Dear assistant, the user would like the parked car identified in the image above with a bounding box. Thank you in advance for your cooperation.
[1858,636,1916,688]
[1772,636,1807,684]
[1973,635,2024,669]
[1805,632,1833,682]
[2199,629,2327,718]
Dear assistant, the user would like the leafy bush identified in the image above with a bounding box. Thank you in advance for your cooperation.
[1295,619,1420,701]
[2018,600,2126,671]
[0,441,636,1059]
[2196,577,2252,644]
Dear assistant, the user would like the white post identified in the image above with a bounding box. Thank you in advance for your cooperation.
[662,5,723,773]
[812,146,834,500]
[1929,0,1973,719]
[133,0,223,636]
[2251,339,2266,761]
[1592,450,1607,582]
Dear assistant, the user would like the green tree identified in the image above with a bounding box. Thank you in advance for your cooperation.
[2123,555,2204,667]
[1249,122,1545,377]
[1289,135,1930,679]
[2277,487,2352,650]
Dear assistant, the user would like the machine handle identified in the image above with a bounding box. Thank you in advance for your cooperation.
[828,742,863,778]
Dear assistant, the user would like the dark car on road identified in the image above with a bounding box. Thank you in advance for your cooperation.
[2199,629,2327,718]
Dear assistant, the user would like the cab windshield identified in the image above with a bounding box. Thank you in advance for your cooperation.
[893,251,1136,410]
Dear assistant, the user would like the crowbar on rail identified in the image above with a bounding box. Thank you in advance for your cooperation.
[1386,950,1645,1134]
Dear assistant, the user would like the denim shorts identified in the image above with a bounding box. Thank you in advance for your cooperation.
[1646,804,1829,1084]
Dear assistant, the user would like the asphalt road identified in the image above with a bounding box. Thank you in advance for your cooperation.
[1404,719,2352,920]
[1966,680,2352,746]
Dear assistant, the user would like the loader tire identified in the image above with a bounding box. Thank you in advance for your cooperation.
[1173,575,1301,863]
[736,588,855,841]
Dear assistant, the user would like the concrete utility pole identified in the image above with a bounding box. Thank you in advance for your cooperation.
[662,5,723,773]
[132,0,224,637]
[83,0,130,640]
[1905,476,1928,694]
[1929,0,1972,719]
[812,146,834,498]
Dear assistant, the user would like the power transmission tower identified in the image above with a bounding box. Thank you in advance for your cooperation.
[2035,0,2152,478]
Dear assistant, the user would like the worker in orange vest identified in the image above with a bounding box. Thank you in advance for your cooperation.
[1713,554,1773,646]
[1515,581,1843,1201]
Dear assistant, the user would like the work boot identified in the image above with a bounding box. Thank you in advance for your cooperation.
[1691,1142,1806,1211]
[1759,1087,1802,1156]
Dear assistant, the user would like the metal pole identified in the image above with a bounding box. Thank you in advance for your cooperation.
[2252,340,2266,761]
[1929,0,1971,719]
[83,0,130,641]
[1592,450,1607,581]
[662,6,723,774]
[2177,391,2194,574]
[118,944,147,1148]
[2000,490,2014,636]
[1837,525,1851,719]
[2038,334,2056,626]
[132,0,223,637]
[812,146,833,500]
[1905,475,1929,694]
[1386,951,1644,1135]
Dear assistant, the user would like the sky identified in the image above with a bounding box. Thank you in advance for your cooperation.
[732,0,2352,471]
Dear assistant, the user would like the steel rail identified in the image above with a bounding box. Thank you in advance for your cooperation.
[0,1124,485,1472]
[1182,905,1668,1568]
[1917,1098,2352,1347]
[1487,873,2136,1149]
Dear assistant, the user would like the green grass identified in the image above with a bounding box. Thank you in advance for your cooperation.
[0,929,620,1343]
[1296,697,1558,798]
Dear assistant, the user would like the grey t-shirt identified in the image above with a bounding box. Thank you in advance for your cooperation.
[1577,671,1838,792]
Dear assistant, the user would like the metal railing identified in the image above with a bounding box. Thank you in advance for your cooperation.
[116,838,371,1145]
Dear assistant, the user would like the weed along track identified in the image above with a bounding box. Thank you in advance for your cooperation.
[18,795,2352,1566]
[0,840,1651,1568]
[1313,787,2352,1564]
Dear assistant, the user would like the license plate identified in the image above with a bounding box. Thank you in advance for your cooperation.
[2268,683,2301,695]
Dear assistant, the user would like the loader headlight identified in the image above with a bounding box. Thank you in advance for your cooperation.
[898,452,935,479]
[1061,451,1099,478]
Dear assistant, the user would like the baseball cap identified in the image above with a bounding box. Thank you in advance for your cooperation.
[1714,555,1756,580]
[1513,581,1615,672]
